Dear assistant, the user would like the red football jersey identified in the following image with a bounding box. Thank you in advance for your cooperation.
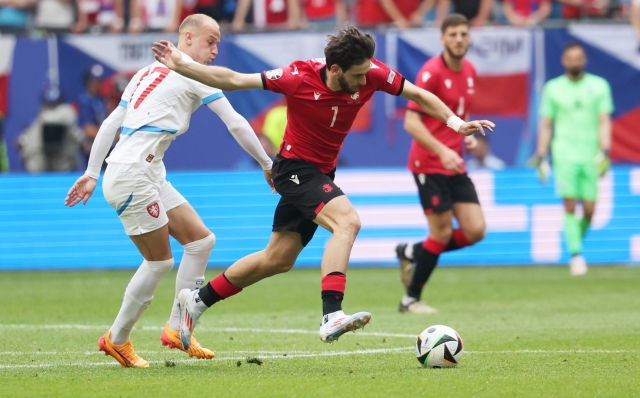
[262,57,405,173]
[407,55,476,175]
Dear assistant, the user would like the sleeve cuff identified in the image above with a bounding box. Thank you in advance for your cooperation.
[261,72,267,90]
[119,100,128,107]
[202,92,225,105]
[395,78,405,96]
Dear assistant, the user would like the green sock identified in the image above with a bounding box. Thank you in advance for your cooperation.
[564,213,582,255]
[579,218,591,238]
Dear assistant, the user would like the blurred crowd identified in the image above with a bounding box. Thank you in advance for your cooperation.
[0,0,636,36]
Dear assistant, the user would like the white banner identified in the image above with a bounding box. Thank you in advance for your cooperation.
[64,33,178,72]
[0,35,16,74]
[398,27,532,75]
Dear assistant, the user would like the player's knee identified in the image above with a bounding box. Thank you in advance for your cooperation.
[431,225,453,243]
[144,258,175,274]
[337,212,361,238]
[264,257,295,275]
[183,233,216,255]
[467,224,486,244]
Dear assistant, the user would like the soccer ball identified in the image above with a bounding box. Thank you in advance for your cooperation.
[415,325,463,368]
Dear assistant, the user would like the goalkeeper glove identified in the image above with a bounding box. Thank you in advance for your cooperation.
[594,149,610,177]
[528,154,551,185]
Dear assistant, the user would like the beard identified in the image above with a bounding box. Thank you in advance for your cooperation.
[444,45,467,61]
[567,67,584,78]
[338,74,358,94]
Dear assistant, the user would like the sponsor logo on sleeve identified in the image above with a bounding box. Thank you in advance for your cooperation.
[387,70,396,84]
[266,68,283,80]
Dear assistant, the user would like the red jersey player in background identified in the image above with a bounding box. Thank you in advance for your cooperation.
[396,14,486,314]
[153,25,493,346]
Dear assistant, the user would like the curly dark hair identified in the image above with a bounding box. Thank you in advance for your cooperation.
[324,24,376,72]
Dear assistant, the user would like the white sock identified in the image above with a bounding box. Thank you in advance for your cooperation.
[168,234,215,330]
[110,258,174,345]
[401,295,417,307]
[404,244,414,261]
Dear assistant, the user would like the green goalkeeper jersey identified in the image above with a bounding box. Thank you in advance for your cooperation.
[539,73,613,163]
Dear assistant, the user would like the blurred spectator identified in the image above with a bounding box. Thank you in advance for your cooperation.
[502,0,551,26]
[35,0,87,33]
[466,135,505,170]
[129,0,183,32]
[260,104,286,158]
[0,0,35,34]
[631,0,640,50]
[444,0,494,26]
[0,115,8,172]
[76,0,126,32]
[355,0,441,28]
[232,0,301,31]
[78,64,107,162]
[301,0,348,29]
[17,85,84,172]
[193,0,241,28]
[558,0,613,19]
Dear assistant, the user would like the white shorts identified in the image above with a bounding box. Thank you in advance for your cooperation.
[103,163,187,235]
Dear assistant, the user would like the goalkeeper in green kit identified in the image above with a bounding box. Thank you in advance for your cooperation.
[532,42,613,276]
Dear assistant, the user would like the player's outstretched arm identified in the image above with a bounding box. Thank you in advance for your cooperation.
[153,40,263,91]
[400,81,494,136]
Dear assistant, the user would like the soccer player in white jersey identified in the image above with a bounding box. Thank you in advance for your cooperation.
[64,14,273,368]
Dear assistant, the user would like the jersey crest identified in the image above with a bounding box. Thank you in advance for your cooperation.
[266,68,284,80]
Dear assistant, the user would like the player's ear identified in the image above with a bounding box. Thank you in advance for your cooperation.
[329,64,341,75]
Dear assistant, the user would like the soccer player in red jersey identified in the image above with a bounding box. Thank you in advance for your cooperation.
[396,14,486,314]
[153,24,494,345]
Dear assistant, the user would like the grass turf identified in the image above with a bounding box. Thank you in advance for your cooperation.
[1,266,639,397]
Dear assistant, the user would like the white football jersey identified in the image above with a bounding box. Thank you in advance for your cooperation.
[107,51,223,181]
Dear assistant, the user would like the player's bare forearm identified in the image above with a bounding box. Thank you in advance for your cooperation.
[153,40,262,91]
[179,63,261,91]
[537,117,553,157]
[401,81,453,123]
[404,110,446,155]
[599,113,611,152]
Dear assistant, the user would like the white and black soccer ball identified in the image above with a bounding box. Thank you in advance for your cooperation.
[415,325,463,368]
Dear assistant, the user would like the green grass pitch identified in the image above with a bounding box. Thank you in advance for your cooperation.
[1,266,639,397]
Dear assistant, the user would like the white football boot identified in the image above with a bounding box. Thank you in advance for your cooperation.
[569,254,588,276]
[177,289,207,350]
[319,310,371,343]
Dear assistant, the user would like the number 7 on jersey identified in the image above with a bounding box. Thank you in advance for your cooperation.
[330,106,338,128]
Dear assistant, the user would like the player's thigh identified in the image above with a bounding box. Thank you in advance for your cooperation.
[577,163,598,202]
[450,174,485,237]
[554,162,579,200]
[161,182,211,245]
[272,196,320,247]
[103,163,170,237]
[414,173,454,216]
[272,156,347,232]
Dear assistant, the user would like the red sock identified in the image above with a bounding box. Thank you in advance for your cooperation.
[452,229,471,248]
[422,237,447,255]
[321,272,346,315]
[198,273,242,307]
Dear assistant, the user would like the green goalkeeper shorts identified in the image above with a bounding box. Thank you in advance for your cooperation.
[554,161,598,201]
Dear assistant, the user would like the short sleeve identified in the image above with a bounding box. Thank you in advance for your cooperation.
[190,79,225,105]
[262,64,302,96]
[368,57,404,96]
[598,80,614,114]
[539,82,556,119]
